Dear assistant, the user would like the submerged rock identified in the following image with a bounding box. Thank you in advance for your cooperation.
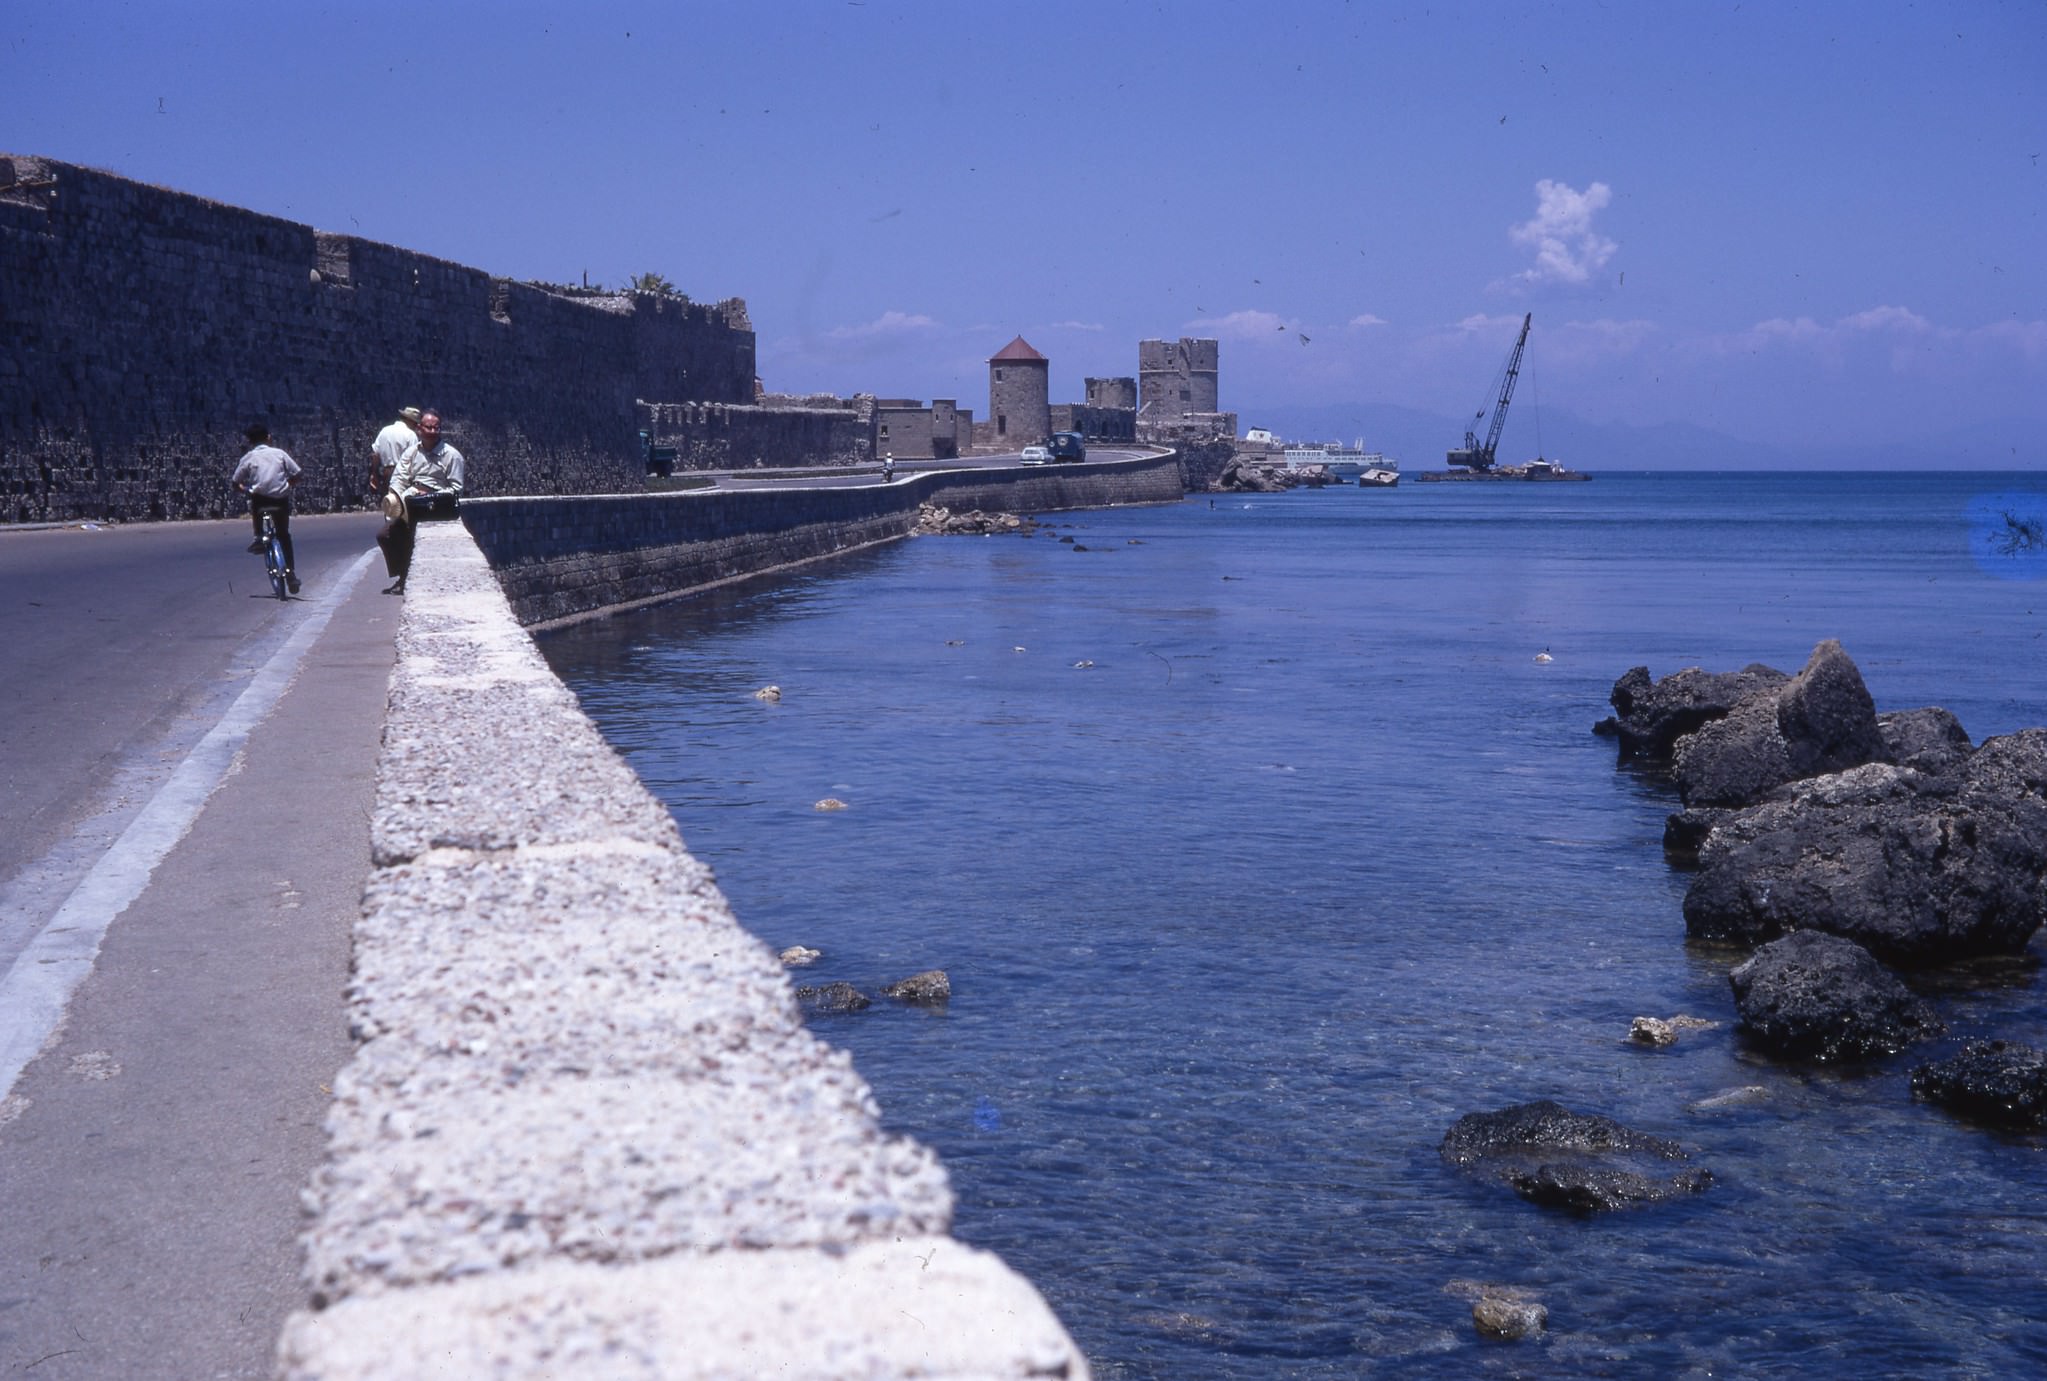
[1472,1292,1548,1340]
[794,981,870,1015]
[1441,1100,1711,1214]
[1728,931,1943,1063]
[1911,1040,2047,1130]
[880,969,951,1004]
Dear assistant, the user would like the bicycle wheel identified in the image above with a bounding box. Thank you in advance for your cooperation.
[266,536,289,599]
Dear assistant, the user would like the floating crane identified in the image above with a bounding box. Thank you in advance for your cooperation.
[1446,313,1531,471]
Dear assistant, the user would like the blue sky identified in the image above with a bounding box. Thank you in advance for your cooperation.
[6,0,2044,462]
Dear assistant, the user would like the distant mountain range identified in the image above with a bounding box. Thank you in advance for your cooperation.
[1237,402,2043,472]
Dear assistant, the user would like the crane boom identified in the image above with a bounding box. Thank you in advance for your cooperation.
[1446,313,1532,471]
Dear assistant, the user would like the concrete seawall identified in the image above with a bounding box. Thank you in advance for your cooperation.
[463,451,1187,628]
[279,520,1091,1378]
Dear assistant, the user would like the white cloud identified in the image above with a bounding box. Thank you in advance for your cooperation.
[1698,308,2047,380]
[1193,308,1290,340]
[824,310,940,341]
[1044,320,1106,332]
[1840,305,1933,334]
[1452,312,1527,334]
[1348,313,1388,328]
[1977,319,2047,359]
[1508,180,1618,286]
[1551,317,1658,357]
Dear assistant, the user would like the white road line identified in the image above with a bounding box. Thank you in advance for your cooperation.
[0,550,377,1100]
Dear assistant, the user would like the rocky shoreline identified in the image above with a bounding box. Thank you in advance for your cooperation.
[1428,638,2045,1345]
[1597,639,2047,1126]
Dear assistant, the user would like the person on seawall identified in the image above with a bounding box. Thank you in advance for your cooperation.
[368,405,420,504]
[377,409,466,596]
[232,421,301,595]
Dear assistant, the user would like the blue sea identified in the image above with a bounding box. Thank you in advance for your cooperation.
[540,472,2047,1379]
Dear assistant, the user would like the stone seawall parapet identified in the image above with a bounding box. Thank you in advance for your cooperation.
[464,451,1187,628]
[279,520,1090,1379]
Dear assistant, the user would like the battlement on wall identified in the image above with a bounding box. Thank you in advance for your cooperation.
[0,155,756,523]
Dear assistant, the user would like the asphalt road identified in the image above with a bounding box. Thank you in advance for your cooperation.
[0,512,398,1379]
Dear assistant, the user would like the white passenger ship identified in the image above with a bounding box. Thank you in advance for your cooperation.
[1279,439,1400,486]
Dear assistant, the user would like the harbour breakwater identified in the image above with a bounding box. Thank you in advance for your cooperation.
[464,452,1186,628]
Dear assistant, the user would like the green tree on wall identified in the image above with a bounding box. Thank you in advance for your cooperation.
[629,271,681,297]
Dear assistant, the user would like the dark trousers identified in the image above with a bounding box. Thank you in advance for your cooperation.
[249,495,295,574]
[376,492,459,579]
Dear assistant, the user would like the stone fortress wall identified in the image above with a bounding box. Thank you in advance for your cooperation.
[0,155,761,524]
[1,156,1238,512]
[1139,336,1220,418]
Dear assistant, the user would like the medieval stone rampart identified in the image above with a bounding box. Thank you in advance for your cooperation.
[0,155,753,523]
[640,400,874,471]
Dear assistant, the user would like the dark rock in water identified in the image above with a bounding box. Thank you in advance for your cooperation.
[1683,730,2047,968]
[1672,694,1789,808]
[1728,931,1943,1062]
[1671,640,1884,808]
[794,981,871,1014]
[1911,1040,2047,1130]
[1777,639,1887,779]
[1441,1100,1710,1213]
[880,969,951,1004]
[1878,707,1976,777]
[1507,1161,1714,1213]
[1605,662,1789,761]
[1663,807,1729,865]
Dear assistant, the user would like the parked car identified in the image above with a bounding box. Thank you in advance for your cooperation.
[1019,445,1052,464]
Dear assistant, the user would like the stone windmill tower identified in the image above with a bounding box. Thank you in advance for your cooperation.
[988,336,1050,446]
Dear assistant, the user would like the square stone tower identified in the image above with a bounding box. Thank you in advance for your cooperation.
[1138,337,1219,419]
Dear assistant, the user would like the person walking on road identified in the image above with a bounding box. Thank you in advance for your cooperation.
[368,406,420,502]
[232,422,302,595]
[377,410,466,596]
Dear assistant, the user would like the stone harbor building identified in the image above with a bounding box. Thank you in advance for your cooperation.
[1088,376,1138,411]
[873,397,969,460]
[986,336,1051,446]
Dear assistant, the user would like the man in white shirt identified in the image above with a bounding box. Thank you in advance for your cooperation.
[231,422,302,594]
[368,406,419,500]
[378,410,467,595]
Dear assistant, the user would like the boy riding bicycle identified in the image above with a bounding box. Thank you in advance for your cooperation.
[232,422,302,594]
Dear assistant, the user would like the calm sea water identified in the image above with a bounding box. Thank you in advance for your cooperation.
[540,472,2047,1379]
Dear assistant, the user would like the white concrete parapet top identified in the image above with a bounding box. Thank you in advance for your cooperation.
[280,521,1088,1379]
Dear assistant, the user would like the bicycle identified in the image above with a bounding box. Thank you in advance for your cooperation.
[257,511,290,600]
